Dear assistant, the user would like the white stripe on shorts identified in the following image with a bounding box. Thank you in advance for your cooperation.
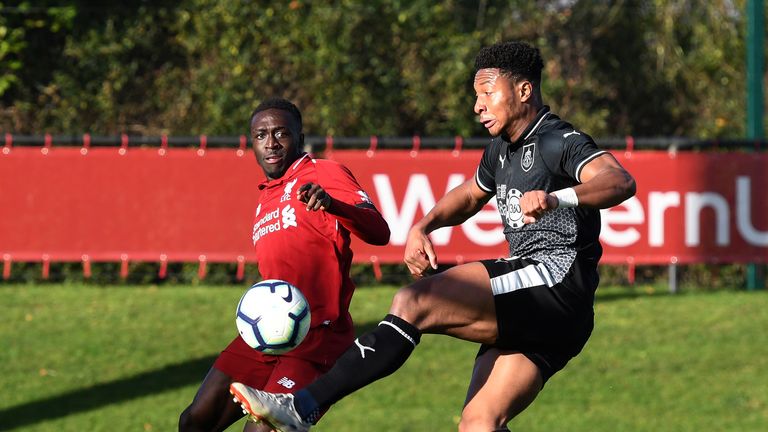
[490,262,556,296]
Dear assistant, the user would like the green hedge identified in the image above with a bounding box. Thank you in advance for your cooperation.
[0,1,756,139]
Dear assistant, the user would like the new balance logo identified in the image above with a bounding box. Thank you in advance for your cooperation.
[355,339,375,358]
[276,377,296,389]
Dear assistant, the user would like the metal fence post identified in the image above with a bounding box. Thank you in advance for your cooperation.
[669,258,678,294]
[746,0,765,290]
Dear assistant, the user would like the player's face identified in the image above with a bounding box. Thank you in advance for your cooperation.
[473,68,529,140]
[251,109,304,180]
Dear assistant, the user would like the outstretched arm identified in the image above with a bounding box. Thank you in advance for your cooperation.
[405,179,493,277]
[297,182,390,246]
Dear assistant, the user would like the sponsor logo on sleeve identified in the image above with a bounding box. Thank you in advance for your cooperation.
[357,190,372,204]
[563,130,581,138]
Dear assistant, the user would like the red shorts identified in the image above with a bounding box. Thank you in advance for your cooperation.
[214,335,333,393]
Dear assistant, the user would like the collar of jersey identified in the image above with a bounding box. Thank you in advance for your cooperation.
[505,105,551,148]
[258,153,311,190]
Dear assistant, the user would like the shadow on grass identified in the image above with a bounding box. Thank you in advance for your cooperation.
[0,355,216,430]
[0,320,386,430]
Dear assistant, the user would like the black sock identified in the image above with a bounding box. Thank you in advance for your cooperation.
[293,314,421,422]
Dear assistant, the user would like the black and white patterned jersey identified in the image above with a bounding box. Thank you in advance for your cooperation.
[475,106,607,283]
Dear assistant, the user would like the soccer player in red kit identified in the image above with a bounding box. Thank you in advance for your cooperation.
[178,98,390,432]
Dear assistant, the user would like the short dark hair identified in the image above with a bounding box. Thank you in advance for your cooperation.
[250,97,303,131]
[474,41,544,86]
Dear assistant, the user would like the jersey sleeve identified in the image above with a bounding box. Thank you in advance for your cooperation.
[543,130,606,183]
[315,160,390,245]
[563,132,607,182]
[475,138,501,194]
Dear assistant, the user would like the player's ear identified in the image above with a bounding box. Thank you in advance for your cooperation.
[519,80,533,102]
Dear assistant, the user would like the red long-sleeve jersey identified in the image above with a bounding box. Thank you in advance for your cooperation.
[247,153,389,365]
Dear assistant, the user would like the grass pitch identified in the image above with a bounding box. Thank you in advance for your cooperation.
[1,283,767,431]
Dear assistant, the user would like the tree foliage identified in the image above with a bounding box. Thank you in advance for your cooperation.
[0,0,762,138]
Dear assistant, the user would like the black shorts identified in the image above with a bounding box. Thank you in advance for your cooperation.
[479,256,598,383]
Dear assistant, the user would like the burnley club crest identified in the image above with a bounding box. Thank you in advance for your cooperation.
[521,143,535,172]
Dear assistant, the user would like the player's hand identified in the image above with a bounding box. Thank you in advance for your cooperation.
[297,183,332,211]
[403,226,437,278]
[520,190,559,224]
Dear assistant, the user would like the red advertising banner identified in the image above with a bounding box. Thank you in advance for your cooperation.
[0,147,262,263]
[597,151,768,264]
[1,147,767,267]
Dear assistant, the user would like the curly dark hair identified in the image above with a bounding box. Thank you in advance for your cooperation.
[250,97,303,131]
[474,41,544,86]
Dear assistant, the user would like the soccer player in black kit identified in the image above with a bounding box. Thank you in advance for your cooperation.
[230,40,637,432]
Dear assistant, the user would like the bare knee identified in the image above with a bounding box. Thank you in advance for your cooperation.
[458,407,508,432]
[389,282,433,327]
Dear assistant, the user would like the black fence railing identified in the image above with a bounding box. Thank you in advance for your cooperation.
[2,133,766,152]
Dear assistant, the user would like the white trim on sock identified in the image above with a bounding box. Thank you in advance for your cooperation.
[379,321,417,347]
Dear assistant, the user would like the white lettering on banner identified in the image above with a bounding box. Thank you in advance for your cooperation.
[600,175,767,248]
[685,192,729,246]
[648,191,680,246]
[373,173,505,246]
[599,197,643,247]
[373,174,440,245]
[368,173,765,250]
[737,177,768,245]
[463,197,504,246]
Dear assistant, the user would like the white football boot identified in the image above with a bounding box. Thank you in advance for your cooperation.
[230,382,312,432]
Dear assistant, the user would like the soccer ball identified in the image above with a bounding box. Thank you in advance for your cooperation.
[235,279,311,355]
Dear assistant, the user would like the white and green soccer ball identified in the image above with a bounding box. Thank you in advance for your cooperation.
[236,279,311,355]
